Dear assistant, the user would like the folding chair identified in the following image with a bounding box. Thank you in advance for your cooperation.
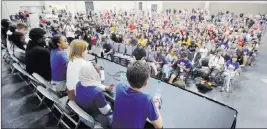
[32,73,52,89]
[68,100,103,129]
[118,44,128,66]
[36,86,75,128]
[113,43,121,64]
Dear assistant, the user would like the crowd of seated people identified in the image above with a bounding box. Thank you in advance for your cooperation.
[1,7,266,128]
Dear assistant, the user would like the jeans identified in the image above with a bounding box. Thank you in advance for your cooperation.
[147,62,160,75]
[163,64,174,78]
[222,72,235,91]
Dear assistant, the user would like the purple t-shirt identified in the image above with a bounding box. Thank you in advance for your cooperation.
[225,60,239,71]
[112,83,159,128]
[50,48,68,81]
[75,82,107,117]
[177,58,192,72]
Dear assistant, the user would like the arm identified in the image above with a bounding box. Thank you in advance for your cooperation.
[96,92,113,115]
[149,98,163,129]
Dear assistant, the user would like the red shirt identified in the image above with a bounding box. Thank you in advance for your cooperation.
[129,24,136,31]
[91,37,97,46]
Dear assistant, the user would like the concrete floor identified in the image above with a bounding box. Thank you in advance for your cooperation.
[1,32,267,128]
[187,33,267,128]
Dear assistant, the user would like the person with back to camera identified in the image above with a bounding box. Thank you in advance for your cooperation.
[112,60,163,128]
[49,35,69,93]
[67,40,114,100]
[25,28,51,81]
[75,63,114,128]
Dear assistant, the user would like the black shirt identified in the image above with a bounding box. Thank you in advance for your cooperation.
[25,44,51,81]
[132,48,146,60]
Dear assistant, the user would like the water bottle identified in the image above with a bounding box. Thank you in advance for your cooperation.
[154,80,162,99]
[120,72,127,85]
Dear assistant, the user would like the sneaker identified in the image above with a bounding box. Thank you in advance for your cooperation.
[220,87,225,92]
[225,88,230,93]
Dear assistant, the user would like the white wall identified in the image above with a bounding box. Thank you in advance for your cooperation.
[93,1,135,12]
[1,1,86,19]
[43,1,86,14]
[2,1,42,17]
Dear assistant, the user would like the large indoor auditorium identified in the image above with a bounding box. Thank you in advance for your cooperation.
[1,1,267,128]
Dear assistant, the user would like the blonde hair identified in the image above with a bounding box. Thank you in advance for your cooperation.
[69,40,88,61]
[16,23,28,30]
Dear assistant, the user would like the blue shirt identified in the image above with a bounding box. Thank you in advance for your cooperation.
[75,82,107,117]
[50,48,68,81]
[243,48,251,56]
[225,60,239,71]
[177,58,191,72]
[112,83,159,128]
[219,42,229,49]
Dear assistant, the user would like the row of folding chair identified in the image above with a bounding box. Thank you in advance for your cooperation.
[3,48,103,129]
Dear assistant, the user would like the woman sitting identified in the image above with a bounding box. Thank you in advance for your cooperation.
[67,40,113,100]
[75,63,114,128]
[49,35,69,92]
[162,49,178,79]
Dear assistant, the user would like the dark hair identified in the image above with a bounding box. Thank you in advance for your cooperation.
[29,28,46,41]
[126,61,150,89]
[1,19,10,28]
[49,35,62,49]
[8,24,17,42]
[181,52,188,58]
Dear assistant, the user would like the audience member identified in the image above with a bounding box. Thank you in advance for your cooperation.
[25,28,51,81]
[75,63,113,127]
[49,35,69,92]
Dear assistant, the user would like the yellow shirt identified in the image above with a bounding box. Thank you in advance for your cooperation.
[138,39,147,47]
[110,27,116,32]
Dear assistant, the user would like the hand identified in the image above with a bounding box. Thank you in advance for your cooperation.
[105,84,115,92]
[153,97,161,109]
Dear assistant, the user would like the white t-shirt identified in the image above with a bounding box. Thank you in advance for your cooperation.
[65,25,75,38]
[66,58,87,91]
[208,55,225,69]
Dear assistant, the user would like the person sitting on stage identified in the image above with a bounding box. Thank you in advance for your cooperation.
[132,43,147,61]
[169,52,192,84]
[75,63,114,128]
[112,61,163,128]
[221,54,240,92]
[102,38,115,62]
[49,35,69,92]
[25,28,51,81]
[67,40,113,100]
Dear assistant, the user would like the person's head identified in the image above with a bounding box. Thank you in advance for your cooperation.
[8,24,17,33]
[69,39,88,61]
[156,47,161,54]
[16,23,28,35]
[29,28,46,45]
[49,35,68,50]
[216,48,224,57]
[126,60,150,89]
[181,52,188,59]
[1,19,10,29]
[170,48,176,56]
[231,54,238,62]
[181,43,187,49]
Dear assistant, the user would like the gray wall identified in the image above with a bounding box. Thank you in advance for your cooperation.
[163,2,205,11]
[162,2,267,15]
[209,2,267,15]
